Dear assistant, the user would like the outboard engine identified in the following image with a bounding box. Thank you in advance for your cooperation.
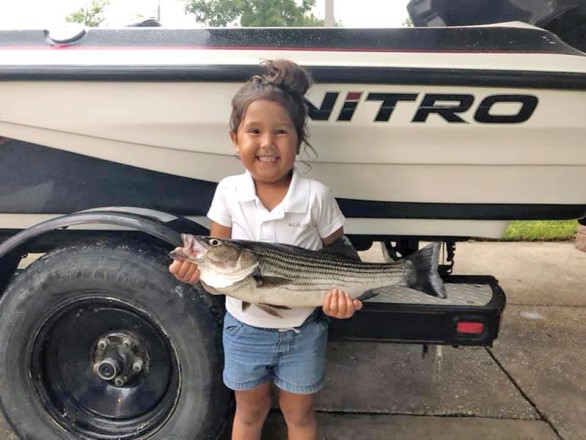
[407,0,586,51]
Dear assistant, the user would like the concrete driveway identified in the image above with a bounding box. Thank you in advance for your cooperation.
[262,241,586,439]
[1,241,584,439]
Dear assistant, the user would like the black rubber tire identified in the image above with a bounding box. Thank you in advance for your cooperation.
[0,239,231,439]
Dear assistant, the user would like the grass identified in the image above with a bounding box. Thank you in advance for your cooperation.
[502,220,578,241]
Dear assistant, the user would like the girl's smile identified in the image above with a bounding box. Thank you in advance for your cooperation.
[256,155,279,162]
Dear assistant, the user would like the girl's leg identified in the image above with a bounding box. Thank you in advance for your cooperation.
[278,389,317,440]
[232,382,273,440]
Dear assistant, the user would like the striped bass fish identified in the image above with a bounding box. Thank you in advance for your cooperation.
[170,234,446,317]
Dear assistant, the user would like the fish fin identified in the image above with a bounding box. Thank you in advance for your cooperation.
[199,280,224,296]
[404,243,447,298]
[356,290,378,301]
[256,304,284,318]
[259,303,291,310]
[254,276,291,288]
[242,301,251,311]
[319,235,361,261]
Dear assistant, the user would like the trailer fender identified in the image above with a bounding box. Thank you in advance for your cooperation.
[0,208,208,291]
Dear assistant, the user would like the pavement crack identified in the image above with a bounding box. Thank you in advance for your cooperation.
[315,409,538,421]
[485,347,564,440]
[507,303,586,308]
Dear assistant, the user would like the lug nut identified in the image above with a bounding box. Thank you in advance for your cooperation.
[97,338,110,350]
[132,358,144,372]
[114,377,125,387]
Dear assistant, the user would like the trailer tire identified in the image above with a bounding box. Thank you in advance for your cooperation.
[0,239,231,440]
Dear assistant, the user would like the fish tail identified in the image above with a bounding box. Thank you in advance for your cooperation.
[404,243,447,298]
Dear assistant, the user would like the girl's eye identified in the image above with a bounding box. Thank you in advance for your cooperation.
[248,128,260,134]
[208,238,221,246]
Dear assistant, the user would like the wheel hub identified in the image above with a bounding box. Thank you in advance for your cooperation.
[93,332,148,387]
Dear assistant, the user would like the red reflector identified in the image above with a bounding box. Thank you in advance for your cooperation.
[457,321,484,334]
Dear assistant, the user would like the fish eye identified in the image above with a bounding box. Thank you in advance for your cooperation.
[208,238,221,246]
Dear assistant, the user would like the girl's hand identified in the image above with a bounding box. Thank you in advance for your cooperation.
[169,256,200,285]
[322,288,363,319]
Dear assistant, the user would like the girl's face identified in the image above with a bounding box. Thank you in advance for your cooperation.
[230,99,299,187]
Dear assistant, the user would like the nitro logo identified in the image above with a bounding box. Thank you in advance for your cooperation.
[307,92,538,123]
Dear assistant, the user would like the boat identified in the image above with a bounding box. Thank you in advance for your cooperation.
[0,17,585,244]
[0,3,582,439]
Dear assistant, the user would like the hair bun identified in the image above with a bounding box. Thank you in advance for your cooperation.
[260,59,311,97]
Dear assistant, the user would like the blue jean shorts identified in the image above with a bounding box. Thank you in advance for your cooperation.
[222,310,330,394]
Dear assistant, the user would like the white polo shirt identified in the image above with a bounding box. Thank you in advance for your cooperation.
[207,169,345,328]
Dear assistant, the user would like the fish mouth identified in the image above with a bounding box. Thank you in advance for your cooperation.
[182,234,210,262]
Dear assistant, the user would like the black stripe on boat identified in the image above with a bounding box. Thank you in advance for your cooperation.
[0,65,585,90]
[1,140,584,221]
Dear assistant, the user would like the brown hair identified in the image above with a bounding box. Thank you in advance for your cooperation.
[230,59,316,158]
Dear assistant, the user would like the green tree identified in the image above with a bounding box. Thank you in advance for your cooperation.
[185,0,324,27]
[66,0,110,27]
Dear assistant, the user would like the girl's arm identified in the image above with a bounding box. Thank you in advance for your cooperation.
[321,227,363,319]
[169,221,231,284]
[321,227,343,246]
[209,221,232,239]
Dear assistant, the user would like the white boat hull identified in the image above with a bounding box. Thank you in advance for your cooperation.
[1,80,584,202]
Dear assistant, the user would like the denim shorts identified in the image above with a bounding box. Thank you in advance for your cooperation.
[222,310,330,394]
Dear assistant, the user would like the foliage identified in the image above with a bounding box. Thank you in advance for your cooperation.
[184,0,324,27]
[66,0,110,27]
[503,220,578,241]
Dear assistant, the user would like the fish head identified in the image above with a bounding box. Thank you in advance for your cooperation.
[182,235,259,288]
[197,236,257,273]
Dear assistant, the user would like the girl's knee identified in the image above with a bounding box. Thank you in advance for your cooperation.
[234,388,272,425]
[278,393,316,427]
[236,404,270,425]
[282,406,315,427]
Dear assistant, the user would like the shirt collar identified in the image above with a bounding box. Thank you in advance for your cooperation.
[236,169,309,213]
[282,168,309,213]
[236,171,257,202]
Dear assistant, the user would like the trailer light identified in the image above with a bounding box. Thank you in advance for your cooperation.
[456,321,484,334]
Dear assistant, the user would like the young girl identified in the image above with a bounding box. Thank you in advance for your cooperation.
[169,59,362,440]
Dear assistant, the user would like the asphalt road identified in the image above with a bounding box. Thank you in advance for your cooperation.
[2,241,585,439]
